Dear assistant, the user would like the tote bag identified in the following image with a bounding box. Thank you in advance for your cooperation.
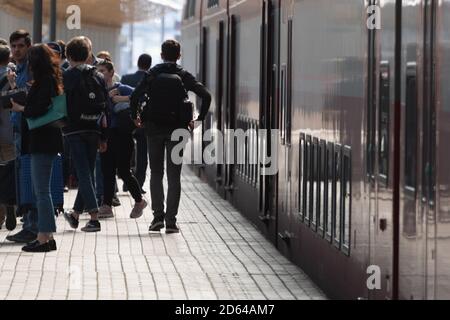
[26,94,68,130]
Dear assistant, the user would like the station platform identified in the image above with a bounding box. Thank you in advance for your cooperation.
[0,168,326,300]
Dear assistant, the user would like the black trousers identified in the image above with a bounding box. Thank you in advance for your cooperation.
[147,133,184,225]
[134,128,148,188]
[101,129,142,207]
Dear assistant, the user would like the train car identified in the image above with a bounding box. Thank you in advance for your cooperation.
[181,0,450,300]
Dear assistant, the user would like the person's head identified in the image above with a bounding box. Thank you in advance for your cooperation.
[66,36,90,64]
[57,40,67,60]
[137,53,152,71]
[161,40,181,63]
[0,45,11,67]
[47,42,62,58]
[97,51,112,62]
[0,38,7,46]
[27,44,63,93]
[9,30,32,63]
[79,36,95,64]
[97,60,115,82]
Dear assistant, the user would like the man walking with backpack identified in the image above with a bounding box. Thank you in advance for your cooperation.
[62,37,109,233]
[130,40,211,234]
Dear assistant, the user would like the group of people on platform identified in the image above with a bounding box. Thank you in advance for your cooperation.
[0,29,211,253]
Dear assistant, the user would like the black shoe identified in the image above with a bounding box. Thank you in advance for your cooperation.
[112,197,121,207]
[165,224,180,234]
[81,220,101,233]
[5,206,17,231]
[149,219,165,232]
[63,211,79,229]
[22,240,52,253]
[6,230,38,244]
[49,239,57,251]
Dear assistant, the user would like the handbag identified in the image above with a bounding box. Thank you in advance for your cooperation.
[26,94,68,130]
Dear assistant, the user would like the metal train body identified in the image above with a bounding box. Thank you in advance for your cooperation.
[181,0,450,300]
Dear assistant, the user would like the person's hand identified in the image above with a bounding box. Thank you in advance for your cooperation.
[134,117,142,128]
[7,69,17,89]
[188,121,195,132]
[10,99,24,113]
[109,88,119,98]
[99,141,108,153]
[112,95,129,104]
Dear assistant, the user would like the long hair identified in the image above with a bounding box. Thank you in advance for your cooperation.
[28,44,63,95]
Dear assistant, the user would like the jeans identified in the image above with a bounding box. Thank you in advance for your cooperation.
[101,129,142,206]
[66,133,99,213]
[30,153,57,233]
[147,133,185,225]
[134,128,148,188]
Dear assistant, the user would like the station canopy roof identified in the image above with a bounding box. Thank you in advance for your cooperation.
[0,0,183,28]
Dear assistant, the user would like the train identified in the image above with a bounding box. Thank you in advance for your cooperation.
[180,0,450,300]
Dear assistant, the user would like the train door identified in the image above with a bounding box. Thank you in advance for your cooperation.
[367,0,395,300]
[277,0,294,254]
[258,0,281,243]
[398,0,437,300]
[215,20,226,187]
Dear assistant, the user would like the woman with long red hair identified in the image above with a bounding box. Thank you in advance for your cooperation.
[11,44,64,252]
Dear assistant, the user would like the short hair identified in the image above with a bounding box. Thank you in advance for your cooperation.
[161,40,181,62]
[97,51,112,62]
[0,45,11,65]
[137,53,152,70]
[98,60,114,72]
[66,37,90,62]
[9,30,32,46]
[0,38,7,46]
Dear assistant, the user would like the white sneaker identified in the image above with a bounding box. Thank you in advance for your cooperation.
[98,205,114,219]
[130,200,148,219]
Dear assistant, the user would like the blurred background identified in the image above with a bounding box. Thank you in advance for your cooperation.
[0,0,184,75]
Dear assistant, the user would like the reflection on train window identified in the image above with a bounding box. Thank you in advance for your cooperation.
[280,66,286,145]
[318,140,326,236]
[207,0,219,9]
[299,134,305,220]
[334,144,342,249]
[311,138,319,231]
[305,135,311,225]
[405,62,417,193]
[184,0,197,19]
[378,61,390,183]
[342,147,352,255]
[326,142,334,242]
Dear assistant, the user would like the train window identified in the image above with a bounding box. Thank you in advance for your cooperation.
[405,62,417,194]
[280,65,287,145]
[334,144,342,249]
[325,142,334,242]
[342,146,352,255]
[299,133,305,221]
[318,140,326,236]
[311,138,319,231]
[378,61,390,184]
[366,3,376,178]
[207,0,219,9]
[304,135,311,225]
[286,19,293,146]
[184,0,196,19]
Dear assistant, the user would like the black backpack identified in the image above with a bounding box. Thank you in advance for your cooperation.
[68,66,107,125]
[144,70,193,127]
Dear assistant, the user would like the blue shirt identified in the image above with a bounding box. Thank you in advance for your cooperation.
[108,82,134,128]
